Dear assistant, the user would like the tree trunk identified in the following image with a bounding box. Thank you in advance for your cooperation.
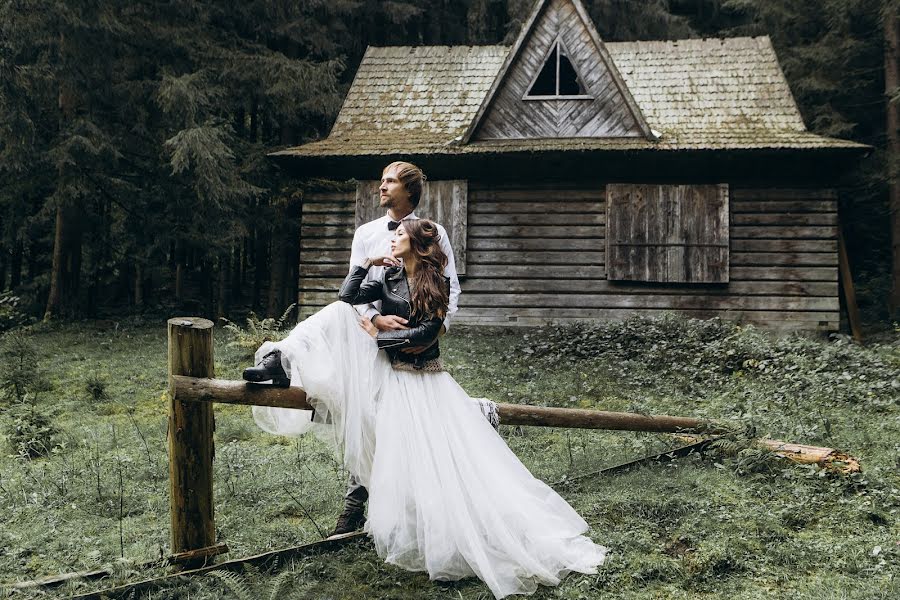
[10,239,23,288]
[252,203,268,312]
[134,261,144,307]
[217,253,230,320]
[0,245,6,291]
[43,204,83,321]
[174,238,188,304]
[175,262,185,304]
[887,5,900,317]
[202,257,214,317]
[25,239,36,283]
[267,229,287,318]
[231,242,243,306]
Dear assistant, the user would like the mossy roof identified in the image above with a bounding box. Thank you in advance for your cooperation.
[274,37,867,159]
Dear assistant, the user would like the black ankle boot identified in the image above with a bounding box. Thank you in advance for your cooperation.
[330,505,366,537]
[242,349,290,387]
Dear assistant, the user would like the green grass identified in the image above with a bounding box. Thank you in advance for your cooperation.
[0,316,898,599]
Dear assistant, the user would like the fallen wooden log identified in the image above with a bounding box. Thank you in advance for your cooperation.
[173,376,728,434]
[757,438,860,473]
[675,434,861,474]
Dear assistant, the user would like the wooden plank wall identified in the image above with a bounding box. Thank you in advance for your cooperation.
[297,184,840,331]
[298,190,354,320]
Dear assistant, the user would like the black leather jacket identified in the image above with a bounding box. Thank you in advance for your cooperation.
[338,265,447,367]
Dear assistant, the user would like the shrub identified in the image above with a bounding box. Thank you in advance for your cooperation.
[6,401,58,458]
[85,372,110,402]
[0,329,40,403]
[221,304,296,356]
[0,291,33,333]
[526,314,899,407]
[0,329,59,457]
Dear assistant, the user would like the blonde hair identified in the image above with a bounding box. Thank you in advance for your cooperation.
[383,161,426,207]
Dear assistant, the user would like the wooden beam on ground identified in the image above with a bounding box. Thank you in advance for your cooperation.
[756,438,860,474]
[10,545,230,592]
[64,534,367,600]
[172,376,729,434]
[554,438,719,487]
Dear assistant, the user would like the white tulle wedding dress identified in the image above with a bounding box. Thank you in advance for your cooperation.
[253,301,606,598]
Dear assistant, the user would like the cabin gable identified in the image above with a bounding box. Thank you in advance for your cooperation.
[469,0,652,141]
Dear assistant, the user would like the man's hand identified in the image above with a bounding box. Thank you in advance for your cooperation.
[372,314,409,331]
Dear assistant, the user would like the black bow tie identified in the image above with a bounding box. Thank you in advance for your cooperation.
[388,220,401,231]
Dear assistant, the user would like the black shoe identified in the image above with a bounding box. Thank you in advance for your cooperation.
[242,349,290,387]
[329,505,366,537]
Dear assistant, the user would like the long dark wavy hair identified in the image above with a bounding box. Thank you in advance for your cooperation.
[401,219,449,322]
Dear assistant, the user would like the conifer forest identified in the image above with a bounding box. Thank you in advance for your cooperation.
[0,0,898,327]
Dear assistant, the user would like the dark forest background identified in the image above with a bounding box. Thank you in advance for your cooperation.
[1,0,897,327]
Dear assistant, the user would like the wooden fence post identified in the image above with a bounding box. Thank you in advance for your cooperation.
[167,317,216,564]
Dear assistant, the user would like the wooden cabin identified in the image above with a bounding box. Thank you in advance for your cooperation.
[272,0,868,331]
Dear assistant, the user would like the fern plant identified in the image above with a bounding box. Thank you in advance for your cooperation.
[220,304,297,357]
[208,562,309,600]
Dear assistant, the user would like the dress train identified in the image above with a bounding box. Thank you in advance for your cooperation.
[253,302,606,598]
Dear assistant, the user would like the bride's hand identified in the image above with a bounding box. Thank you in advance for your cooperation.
[359,317,378,338]
[365,256,399,268]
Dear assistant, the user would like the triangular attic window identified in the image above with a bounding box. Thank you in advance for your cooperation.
[525,40,590,99]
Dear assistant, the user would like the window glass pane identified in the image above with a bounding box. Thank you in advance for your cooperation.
[558,49,586,95]
[527,44,558,96]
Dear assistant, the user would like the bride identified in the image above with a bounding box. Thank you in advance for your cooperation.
[251,219,607,598]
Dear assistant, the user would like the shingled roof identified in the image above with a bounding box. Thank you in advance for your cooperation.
[274,36,866,159]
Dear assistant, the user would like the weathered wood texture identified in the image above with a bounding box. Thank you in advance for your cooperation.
[166,318,216,562]
[298,191,354,320]
[607,184,729,283]
[455,183,838,330]
[298,184,839,330]
[474,0,645,140]
[355,180,468,274]
[838,224,863,342]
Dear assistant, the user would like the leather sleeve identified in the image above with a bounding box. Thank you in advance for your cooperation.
[338,266,384,305]
[376,317,442,349]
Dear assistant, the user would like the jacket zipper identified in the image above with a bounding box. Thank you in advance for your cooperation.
[383,272,412,345]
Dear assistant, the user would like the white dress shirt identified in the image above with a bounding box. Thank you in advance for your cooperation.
[348,211,460,331]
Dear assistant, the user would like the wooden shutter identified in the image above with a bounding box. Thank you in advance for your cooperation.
[606,184,729,283]
[355,180,468,275]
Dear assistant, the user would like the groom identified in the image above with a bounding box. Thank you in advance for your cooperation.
[333,161,461,536]
[244,161,461,536]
